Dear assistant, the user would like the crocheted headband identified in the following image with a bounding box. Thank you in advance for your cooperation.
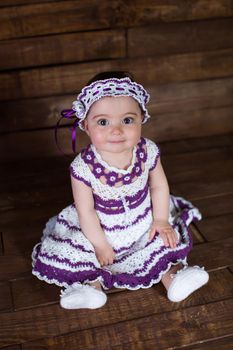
[56,77,150,153]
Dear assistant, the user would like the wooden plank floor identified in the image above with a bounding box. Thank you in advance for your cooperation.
[0,134,233,350]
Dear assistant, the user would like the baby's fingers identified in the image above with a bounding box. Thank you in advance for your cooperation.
[159,231,170,247]
[158,229,175,248]
[165,228,178,248]
[167,232,177,248]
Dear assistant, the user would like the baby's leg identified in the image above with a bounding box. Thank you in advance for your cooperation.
[161,264,183,290]
[160,229,183,290]
[89,280,102,291]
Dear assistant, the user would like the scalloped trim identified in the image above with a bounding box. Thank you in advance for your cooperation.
[32,258,187,292]
[91,143,138,174]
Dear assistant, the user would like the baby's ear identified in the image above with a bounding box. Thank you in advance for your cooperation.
[83,119,89,135]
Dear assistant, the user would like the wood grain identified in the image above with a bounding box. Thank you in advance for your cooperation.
[0,0,232,40]
[172,335,233,350]
[0,345,22,350]
[0,205,65,244]
[0,183,73,211]
[0,0,119,40]
[188,237,233,270]
[128,18,233,57]
[0,254,32,280]
[0,232,3,255]
[2,221,47,255]
[193,193,233,218]
[163,147,233,185]
[196,213,233,242]
[0,0,58,6]
[172,178,233,202]
[102,334,233,350]
[160,134,233,155]
[0,29,126,70]
[0,155,70,192]
[0,128,89,161]
[11,276,60,311]
[144,105,233,142]
[1,49,233,101]
[0,268,232,347]
[120,0,233,26]
[20,299,233,350]
[190,224,205,244]
[0,281,13,312]
[149,78,233,115]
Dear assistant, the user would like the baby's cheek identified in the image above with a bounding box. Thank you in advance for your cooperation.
[88,130,104,146]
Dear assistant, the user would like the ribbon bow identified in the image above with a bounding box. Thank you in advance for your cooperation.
[55,109,80,155]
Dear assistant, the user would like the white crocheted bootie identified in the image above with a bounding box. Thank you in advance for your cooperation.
[167,265,209,302]
[60,283,107,309]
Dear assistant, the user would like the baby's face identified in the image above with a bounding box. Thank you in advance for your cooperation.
[83,96,143,155]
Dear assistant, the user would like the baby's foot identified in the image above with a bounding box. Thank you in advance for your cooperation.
[167,265,209,302]
[60,283,107,309]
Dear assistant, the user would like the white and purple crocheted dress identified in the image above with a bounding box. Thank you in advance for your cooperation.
[32,137,201,290]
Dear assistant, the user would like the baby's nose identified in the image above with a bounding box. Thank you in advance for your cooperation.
[111,124,122,134]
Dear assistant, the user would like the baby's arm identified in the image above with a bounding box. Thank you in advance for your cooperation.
[149,158,177,248]
[71,176,115,266]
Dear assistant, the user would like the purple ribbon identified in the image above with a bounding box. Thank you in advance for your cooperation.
[55,109,80,154]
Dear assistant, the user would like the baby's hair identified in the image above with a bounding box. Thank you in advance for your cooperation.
[87,71,135,85]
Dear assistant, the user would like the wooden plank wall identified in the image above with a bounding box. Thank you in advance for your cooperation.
[0,0,233,161]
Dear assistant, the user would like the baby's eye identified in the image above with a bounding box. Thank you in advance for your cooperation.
[122,117,134,124]
[97,119,109,126]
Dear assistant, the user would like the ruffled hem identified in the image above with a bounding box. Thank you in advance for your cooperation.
[31,195,200,290]
[32,259,187,291]
[32,227,192,291]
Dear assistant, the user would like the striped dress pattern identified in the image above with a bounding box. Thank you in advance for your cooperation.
[32,137,201,290]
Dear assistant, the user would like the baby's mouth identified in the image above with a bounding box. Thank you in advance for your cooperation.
[108,140,125,143]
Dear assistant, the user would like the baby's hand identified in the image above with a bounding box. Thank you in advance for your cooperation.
[149,220,178,248]
[95,241,115,266]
